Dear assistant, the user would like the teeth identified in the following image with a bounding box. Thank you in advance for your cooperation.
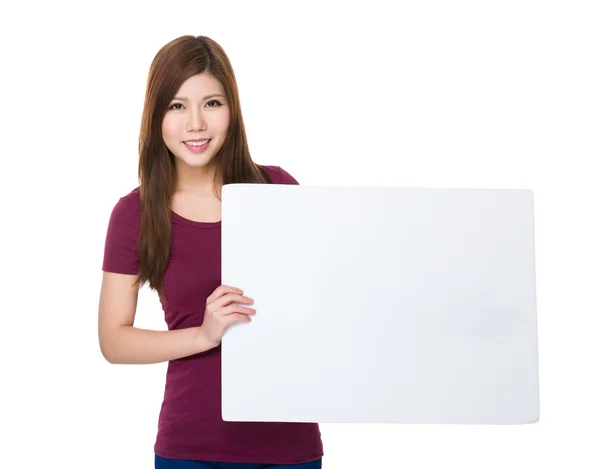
[185,140,209,146]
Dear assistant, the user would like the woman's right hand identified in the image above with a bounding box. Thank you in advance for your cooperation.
[200,285,256,348]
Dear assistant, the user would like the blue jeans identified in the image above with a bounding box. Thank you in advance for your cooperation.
[155,454,322,469]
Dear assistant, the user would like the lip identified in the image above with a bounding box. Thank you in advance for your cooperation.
[183,139,210,153]
[183,138,211,143]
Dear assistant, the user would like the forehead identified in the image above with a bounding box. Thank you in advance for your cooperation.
[175,72,225,97]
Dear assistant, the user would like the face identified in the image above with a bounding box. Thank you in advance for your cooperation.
[162,72,230,173]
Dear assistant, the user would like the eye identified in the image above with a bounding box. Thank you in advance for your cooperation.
[168,100,223,110]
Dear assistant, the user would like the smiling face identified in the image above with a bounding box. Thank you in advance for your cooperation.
[162,72,230,173]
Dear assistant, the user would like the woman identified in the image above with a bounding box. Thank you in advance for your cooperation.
[98,35,324,468]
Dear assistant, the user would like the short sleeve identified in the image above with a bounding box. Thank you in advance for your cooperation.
[102,196,140,275]
[276,166,300,185]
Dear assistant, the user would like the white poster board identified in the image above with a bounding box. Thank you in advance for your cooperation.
[221,184,539,425]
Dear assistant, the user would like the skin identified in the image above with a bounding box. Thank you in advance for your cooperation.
[162,72,230,194]
[161,72,255,345]
[98,76,253,367]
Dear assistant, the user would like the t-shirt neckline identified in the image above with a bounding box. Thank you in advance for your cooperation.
[170,210,222,229]
[167,165,276,229]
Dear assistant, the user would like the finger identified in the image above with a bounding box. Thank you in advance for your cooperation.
[206,285,242,305]
[206,294,252,315]
[222,304,256,316]
[225,313,252,325]
[212,293,253,310]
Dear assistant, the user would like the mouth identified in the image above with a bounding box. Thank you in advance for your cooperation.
[183,139,211,152]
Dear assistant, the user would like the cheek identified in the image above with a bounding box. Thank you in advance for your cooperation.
[215,109,230,133]
[162,117,179,140]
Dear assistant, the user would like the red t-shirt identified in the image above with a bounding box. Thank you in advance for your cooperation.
[102,165,323,464]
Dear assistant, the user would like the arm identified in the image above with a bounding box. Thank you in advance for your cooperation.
[98,271,217,364]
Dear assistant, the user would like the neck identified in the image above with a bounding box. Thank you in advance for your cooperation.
[175,161,222,194]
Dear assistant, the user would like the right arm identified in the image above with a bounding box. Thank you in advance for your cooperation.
[98,196,254,364]
[98,271,218,364]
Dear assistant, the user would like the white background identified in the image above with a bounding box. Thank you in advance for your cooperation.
[1,0,598,468]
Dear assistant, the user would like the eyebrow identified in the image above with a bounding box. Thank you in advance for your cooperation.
[172,93,225,101]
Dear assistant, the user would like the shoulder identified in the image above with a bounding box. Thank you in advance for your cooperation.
[103,187,141,273]
[108,187,141,225]
[118,187,141,211]
[260,165,300,185]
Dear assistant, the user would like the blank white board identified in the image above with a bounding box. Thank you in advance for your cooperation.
[221,184,539,425]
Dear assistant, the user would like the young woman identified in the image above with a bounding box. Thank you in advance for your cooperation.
[98,35,324,469]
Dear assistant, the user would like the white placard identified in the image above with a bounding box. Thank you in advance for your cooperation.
[221,184,539,425]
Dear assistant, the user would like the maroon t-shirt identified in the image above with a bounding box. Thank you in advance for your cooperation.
[102,165,323,464]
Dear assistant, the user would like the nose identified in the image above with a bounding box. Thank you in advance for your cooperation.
[186,108,207,132]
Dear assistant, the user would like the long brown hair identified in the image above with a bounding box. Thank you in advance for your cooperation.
[135,35,269,302]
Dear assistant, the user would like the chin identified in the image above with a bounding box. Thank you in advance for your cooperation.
[177,154,215,169]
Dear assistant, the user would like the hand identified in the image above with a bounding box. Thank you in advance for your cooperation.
[200,285,256,347]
